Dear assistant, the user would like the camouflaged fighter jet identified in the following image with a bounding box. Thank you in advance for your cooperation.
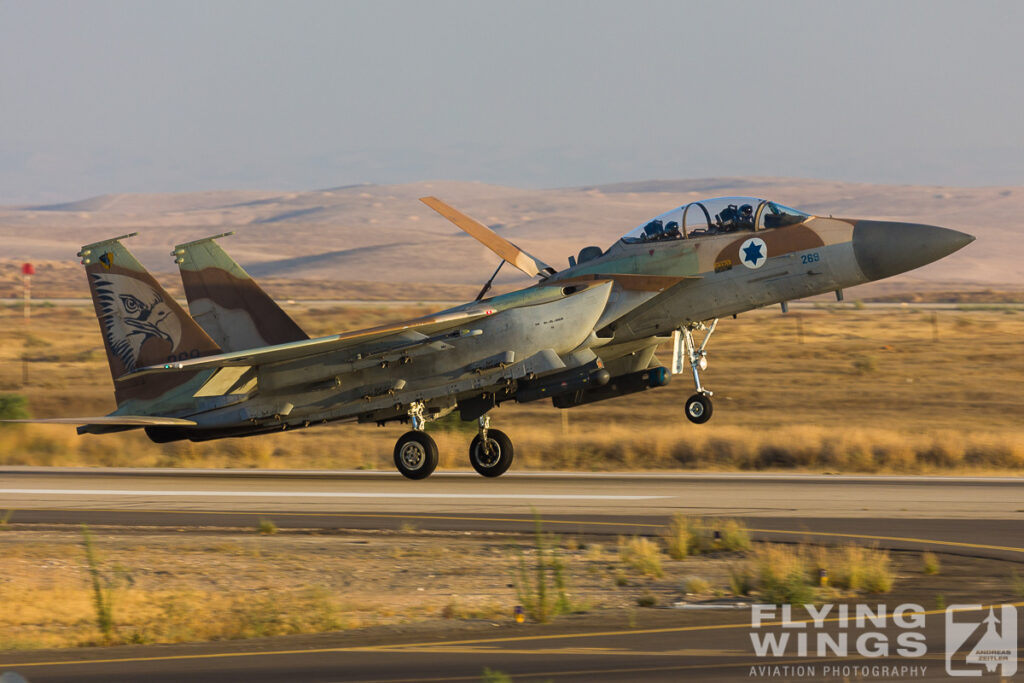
[12,194,972,480]
[420,195,975,425]
[14,233,614,479]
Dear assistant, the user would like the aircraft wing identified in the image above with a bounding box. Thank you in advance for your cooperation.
[3,416,197,426]
[554,272,700,291]
[420,196,556,278]
[121,306,495,380]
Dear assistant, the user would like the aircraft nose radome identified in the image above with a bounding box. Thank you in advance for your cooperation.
[852,220,975,281]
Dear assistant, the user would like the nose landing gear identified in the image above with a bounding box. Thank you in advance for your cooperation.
[673,319,718,424]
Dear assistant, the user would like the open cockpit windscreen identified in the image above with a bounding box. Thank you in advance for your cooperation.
[620,197,810,244]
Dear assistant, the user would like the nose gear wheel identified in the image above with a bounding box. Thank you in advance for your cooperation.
[684,393,713,424]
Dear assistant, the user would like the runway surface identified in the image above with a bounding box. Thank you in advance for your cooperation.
[1,468,1022,682]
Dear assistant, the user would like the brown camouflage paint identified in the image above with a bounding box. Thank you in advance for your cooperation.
[714,224,826,267]
[179,266,308,346]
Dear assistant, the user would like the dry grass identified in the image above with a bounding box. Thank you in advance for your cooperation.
[750,544,816,605]
[511,514,574,623]
[617,536,664,578]
[2,420,1021,474]
[1,305,1023,474]
[664,515,692,560]
[825,545,894,593]
[0,584,355,649]
[683,576,711,594]
[746,542,895,605]
[439,600,506,620]
[922,551,941,575]
[659,516,692,557]
[664,515,751,558]
[728,563,755,596]
[0,530,535,649]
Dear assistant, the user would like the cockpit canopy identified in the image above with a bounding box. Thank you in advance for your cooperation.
[620,196,810,244]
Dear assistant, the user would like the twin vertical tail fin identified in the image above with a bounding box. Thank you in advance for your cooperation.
[79,234,221,407]
[172,233,308,352]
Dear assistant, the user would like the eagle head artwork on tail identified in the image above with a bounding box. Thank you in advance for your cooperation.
[91,271,183,372]
[78,235,221,408]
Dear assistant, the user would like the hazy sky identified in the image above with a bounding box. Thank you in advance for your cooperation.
[1,0,1022,203]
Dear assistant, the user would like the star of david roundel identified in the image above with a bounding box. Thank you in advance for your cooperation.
[739,237,768,269]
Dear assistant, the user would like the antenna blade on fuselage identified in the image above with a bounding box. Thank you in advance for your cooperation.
[419,196,556,278]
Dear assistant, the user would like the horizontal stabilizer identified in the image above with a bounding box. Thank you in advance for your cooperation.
[420,196,556,278]
[2,416,197,426]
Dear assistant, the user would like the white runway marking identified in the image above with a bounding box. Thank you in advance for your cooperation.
[0,488,664,501]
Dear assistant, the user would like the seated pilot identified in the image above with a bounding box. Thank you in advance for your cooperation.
[715,205,739,233]
[664,220,681,238]
[643,219,665,240]
[737,204,754,229]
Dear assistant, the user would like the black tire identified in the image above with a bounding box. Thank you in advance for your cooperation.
[684,393,713,424]
[394,431,439,480]
[469,429,514,477]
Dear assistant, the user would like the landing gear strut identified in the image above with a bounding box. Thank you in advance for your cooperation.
[394,402,438,479]
[673,319,718,424]
[468,416,514,477]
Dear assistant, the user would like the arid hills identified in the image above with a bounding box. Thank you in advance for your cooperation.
[0,178,1018,300]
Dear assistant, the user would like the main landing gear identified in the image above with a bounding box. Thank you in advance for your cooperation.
[674,319,718,424]
[468,416,514,477]
[394,402,439,479]
[393,402,515,480]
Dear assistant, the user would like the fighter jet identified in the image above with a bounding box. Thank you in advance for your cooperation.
[9,194,972,480]
[421,195,974,424]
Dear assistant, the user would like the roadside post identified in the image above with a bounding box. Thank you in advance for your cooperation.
[21,262,34,386]
[22,262,34,321]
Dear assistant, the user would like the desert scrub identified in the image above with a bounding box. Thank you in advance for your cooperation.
[664,514,692,559]
[666,515,751,556]
[750,543,895,603]
[81,525,115,644]
[825,545,894,593]
[717,519,752,552]
[512,513,573,623]
[683,576,711,594]
[922,552,940,575]
[618,536,664,578]
[751,544,816,606]
[728,563,755,596]
[636,591,657,607]
[0,393,29,421]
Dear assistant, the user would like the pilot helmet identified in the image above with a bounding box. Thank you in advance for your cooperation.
[740,204,753,217]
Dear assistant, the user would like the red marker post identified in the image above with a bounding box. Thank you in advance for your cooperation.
[21,262,34,386]
[21,262,35,322]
